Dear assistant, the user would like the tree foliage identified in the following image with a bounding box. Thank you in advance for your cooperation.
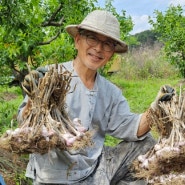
[0,0,96,87]
[0,0,133,91]
[149,5,185,77]
[128,30,160,50]
[134,30,160,46]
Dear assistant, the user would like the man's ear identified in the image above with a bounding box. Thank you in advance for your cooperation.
[74,34,81,50]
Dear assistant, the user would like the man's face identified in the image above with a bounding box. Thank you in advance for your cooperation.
[74,30,115,71]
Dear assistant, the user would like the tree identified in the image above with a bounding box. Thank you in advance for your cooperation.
[0,0,96,88]
[149,5,185,78]
[0,0,133,94]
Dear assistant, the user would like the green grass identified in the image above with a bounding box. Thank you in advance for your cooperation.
[0,86,23,133]
[110,78,180,112]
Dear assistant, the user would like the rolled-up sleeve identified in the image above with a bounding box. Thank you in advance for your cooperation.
[17,95,29,123]
[101,83,146,141]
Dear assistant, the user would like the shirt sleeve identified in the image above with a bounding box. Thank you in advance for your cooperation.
[17,95,29,123]
[105,86,146,141]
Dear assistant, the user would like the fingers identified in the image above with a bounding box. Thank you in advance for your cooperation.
[165,85,175,94]
[24,70,40,82]
[22,66,48,96]
[22,98,32,119]
[159,85,175,102]
[151,85,175,112]
[161,85,175,94]
[22,70,41,94]
[36,67,48,75]
[159,93,174,102]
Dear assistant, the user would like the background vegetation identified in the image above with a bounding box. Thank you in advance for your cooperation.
[0,0,185,184]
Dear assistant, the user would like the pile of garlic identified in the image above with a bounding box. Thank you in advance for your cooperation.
[133,85,185,185]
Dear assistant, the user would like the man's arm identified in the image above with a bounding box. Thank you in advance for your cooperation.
[137,85,175,137]
[137,111,151,137]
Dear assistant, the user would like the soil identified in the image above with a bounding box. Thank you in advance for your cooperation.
[0,91,29,185]
[0,149,28,185]
[1,92,18,101]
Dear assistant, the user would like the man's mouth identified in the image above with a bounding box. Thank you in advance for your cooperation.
[89,52,104,60]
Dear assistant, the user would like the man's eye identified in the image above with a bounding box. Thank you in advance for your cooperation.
[104,41,114,47]
[87,35,97,40]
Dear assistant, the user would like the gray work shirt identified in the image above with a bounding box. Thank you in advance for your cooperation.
[18,61,144,184]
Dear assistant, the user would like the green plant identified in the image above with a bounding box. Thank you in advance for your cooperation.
[118,44,179,80]
[149,5,185,78]
[0,86,22,133]
[15,172,32,185]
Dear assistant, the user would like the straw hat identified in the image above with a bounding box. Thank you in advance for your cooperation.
[65,10,128,53]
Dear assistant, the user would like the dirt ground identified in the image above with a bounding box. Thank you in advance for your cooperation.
[1,92,18,101]
[0,149,28,185]
[0,91,29,185]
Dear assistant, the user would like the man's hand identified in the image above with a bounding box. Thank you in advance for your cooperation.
[151,85,175,112]
[22,67,47,95]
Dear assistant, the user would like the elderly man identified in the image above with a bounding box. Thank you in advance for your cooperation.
[18,10,174,185]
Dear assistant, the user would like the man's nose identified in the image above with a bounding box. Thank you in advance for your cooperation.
[94,41,104,51]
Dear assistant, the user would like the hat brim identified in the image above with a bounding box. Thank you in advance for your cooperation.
[65,24,128,53]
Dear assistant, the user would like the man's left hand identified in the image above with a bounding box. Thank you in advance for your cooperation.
[150,85,175,112]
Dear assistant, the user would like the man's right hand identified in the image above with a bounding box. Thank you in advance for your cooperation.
[22,67,47,95]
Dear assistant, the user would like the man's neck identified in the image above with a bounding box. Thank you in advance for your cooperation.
[73,59,96,89]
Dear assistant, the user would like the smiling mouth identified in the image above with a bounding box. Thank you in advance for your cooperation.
[89,53,104,60]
